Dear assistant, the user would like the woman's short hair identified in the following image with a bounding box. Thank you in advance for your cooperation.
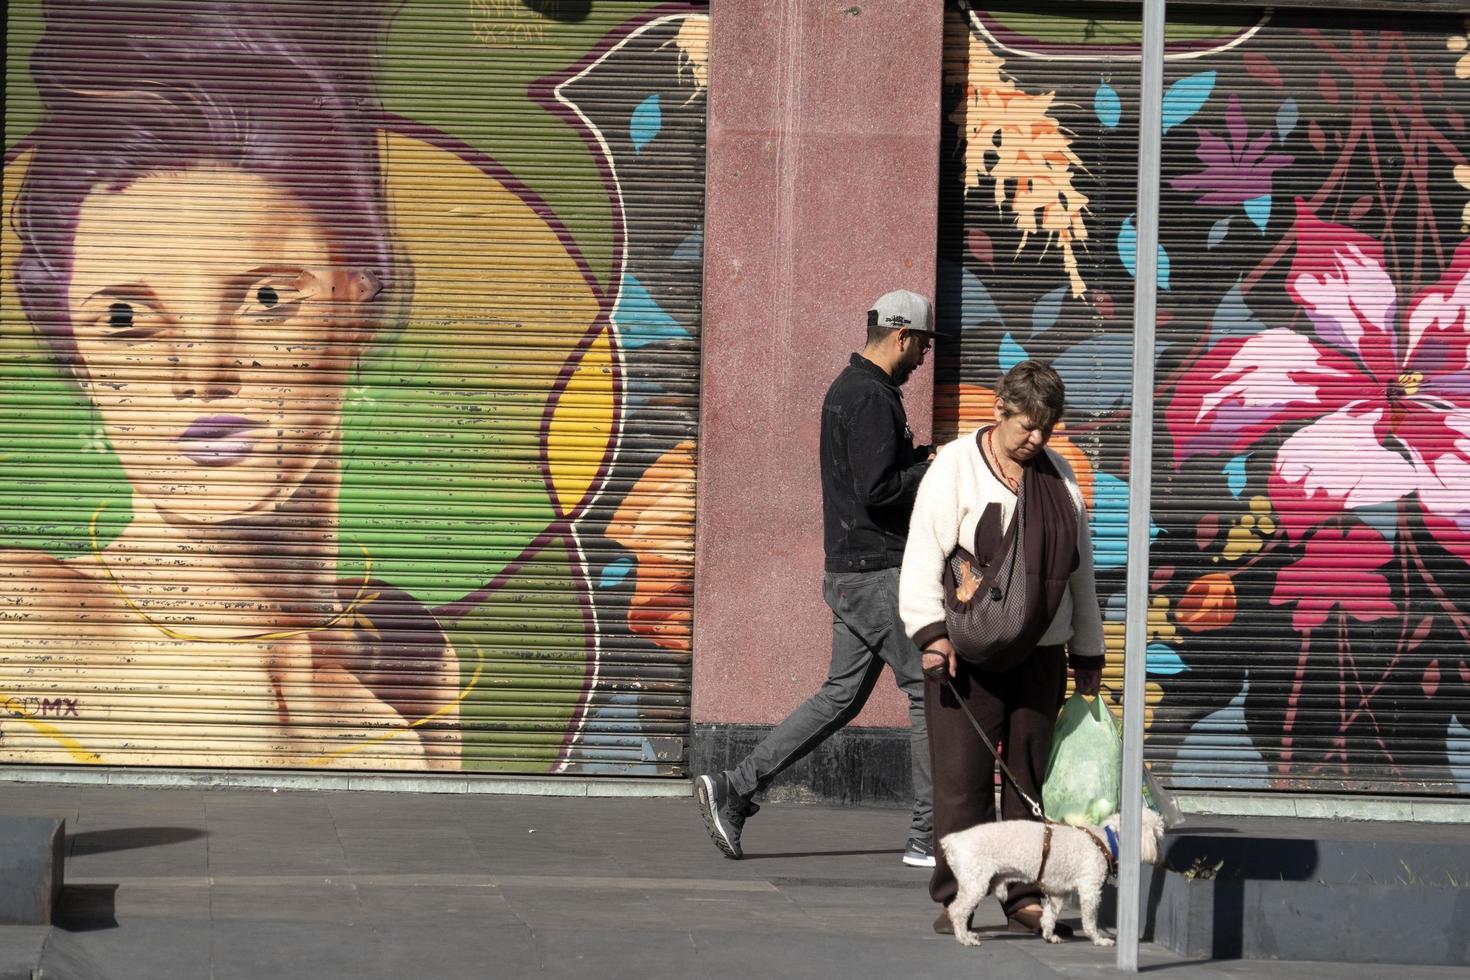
[11,0,398,367]
[997,360,1066,431]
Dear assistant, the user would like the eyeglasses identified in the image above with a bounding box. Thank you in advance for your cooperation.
[904,331,934,353]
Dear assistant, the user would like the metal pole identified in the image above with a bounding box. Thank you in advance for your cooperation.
[1117,0,1165,972]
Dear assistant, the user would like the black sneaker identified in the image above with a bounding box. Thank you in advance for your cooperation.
[903,837,936,868]
[694,772,758,859]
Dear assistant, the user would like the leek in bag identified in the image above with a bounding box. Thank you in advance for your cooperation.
[1042,694,1122,826]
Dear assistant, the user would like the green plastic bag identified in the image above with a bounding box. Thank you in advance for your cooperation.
[1042,694,1122,827]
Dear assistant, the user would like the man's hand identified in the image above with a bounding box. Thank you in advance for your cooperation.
[923,637,958,679]
[1073,666,1101,697]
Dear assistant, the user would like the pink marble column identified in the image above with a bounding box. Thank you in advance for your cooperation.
[693,1,943,729]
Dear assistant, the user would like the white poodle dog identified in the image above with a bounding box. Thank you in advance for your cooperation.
[938,808,1165,947]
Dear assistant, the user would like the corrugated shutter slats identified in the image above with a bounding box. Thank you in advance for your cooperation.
[1,1,707,776]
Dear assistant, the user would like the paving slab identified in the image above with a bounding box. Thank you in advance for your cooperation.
[210,921,386,980]
[374,924,538,978]
[52,918,211,980]
[0,926,48,980]
[209,879,361,924]
[351,883,523,928]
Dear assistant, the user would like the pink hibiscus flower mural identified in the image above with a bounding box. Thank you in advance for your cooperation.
[1168,201,1470,571]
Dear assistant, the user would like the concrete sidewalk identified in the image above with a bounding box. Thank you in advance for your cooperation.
[0,781,1462,979]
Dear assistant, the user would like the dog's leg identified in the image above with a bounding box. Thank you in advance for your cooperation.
[948,863,989,947]
[1039,894,1065,944]
[1079,880,1114,947]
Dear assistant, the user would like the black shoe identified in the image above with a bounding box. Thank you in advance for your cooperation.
[902,837,936,868]
[694,772,758,859]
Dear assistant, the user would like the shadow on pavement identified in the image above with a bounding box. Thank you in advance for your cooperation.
[740,848,899,860]
[54,883,118,932]
[68,827,205,856]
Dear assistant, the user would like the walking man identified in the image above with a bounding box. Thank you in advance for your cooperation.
[695,289,938,867]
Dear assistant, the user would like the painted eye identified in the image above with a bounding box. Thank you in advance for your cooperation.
[256,286,280,308]
[97,299,160,341]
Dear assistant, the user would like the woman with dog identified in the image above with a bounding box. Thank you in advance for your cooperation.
[898,360,1105,937]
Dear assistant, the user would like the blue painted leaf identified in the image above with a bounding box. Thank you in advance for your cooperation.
[623,378,665,409]
[577,694,662,774]
[1243,195,1272,232]
[1207,216,1232,249]
[960,269,1004,326]
[1052,334,1133,414]
[1118,217,1137,277]
[1353,501,1398,544]
[999,332,1029,372]
[1161,70,1216,132]
[1172,679,1270,789]
[1223,454,1249,498]
[1146,644,1188,676]
[1210,281,1267,344]
[630,94,662,154]
[1031,286,1068,334]
[1120,216,1171,290]
[1090,473,1130,570]
[672,229,703,264]
[1449,715,1470,793]
[599,556,635,588]
[1090,472,1160,569]
[1095,80,1122,128]
[614,273,688,348]
[1276,98,1298,143]
[936,261,1004,334]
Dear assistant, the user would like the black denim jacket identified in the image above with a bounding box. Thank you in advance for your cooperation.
[820,354,931,572]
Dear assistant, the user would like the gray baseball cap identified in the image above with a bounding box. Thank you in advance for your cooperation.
[868,289,934,334]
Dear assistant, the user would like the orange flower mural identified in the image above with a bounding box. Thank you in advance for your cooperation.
[1177,573,1237,633]
[607,441,696,653]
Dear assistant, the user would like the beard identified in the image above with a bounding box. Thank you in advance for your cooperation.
[892,349,924,386]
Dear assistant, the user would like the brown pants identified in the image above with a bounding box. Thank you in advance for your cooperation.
[926,644,1067,912]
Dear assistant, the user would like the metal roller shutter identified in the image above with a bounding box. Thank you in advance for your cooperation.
[0,0,707,775]
[938,3,1470,794]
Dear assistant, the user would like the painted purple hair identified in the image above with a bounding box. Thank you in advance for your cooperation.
[12,0,401,365]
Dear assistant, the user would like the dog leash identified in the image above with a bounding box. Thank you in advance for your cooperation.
[939,674,1048,820]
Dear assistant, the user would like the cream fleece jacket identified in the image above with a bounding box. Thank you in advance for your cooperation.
[898,429,1106,668]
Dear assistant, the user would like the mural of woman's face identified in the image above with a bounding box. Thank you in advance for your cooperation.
[67,166,376,524]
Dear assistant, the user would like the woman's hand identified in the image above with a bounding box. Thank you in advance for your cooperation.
[922,638,958,679]
[1073,666,1101,696]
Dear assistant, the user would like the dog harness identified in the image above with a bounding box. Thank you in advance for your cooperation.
[1037,824,1054,883]
[1035,823,1118,890]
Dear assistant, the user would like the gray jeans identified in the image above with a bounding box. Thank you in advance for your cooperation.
[727,566,933,840]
